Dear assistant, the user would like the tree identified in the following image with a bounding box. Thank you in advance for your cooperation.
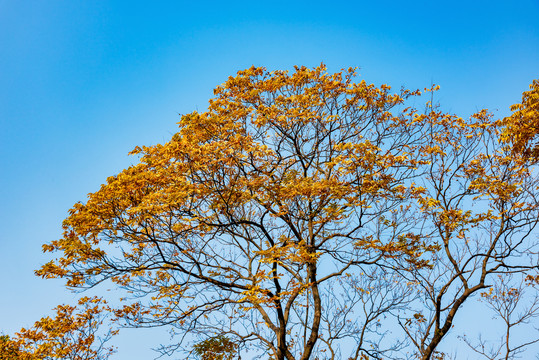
[390,100,539,360]
[35,65,539,360]
[502,79,539,160]
[460,274,539,360]
[1,297,116,360]
[193,335,238,360]
[0,335,22,360]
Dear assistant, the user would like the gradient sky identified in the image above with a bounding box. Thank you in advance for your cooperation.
[1,1,538,359]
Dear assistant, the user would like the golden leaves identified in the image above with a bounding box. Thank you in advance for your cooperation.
[34,64,539,358]
[501,79,539,159]
[4,297,115,360]
[256,239,319,266]
[37,65,437,314]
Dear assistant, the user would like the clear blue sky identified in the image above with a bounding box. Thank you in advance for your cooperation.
[1,1,538,359]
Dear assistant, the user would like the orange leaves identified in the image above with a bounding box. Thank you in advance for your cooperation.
[501,79,539,159]
[112,302,150,322]
[275,175,337,202]
[37,65,437,310]
[193,335,238,360]
[256,239,319,266]
[0,335,22,360]
[33,65,539,359]
[355,233,439,269]
[4,297,116,360]
[36,261,69,279]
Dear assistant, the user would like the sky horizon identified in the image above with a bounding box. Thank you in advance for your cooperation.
[1,1,538,359]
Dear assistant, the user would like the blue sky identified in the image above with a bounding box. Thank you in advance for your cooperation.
[1,1,538,359]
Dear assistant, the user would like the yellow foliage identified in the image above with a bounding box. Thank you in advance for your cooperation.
[2,297,115,360]
[32,66,539,358]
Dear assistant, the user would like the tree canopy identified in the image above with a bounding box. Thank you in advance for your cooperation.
[1,297,115,360]
[30,65,539,360]
[502,79,539,160]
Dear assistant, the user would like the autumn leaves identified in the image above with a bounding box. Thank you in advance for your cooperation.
[11,65,539,359]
